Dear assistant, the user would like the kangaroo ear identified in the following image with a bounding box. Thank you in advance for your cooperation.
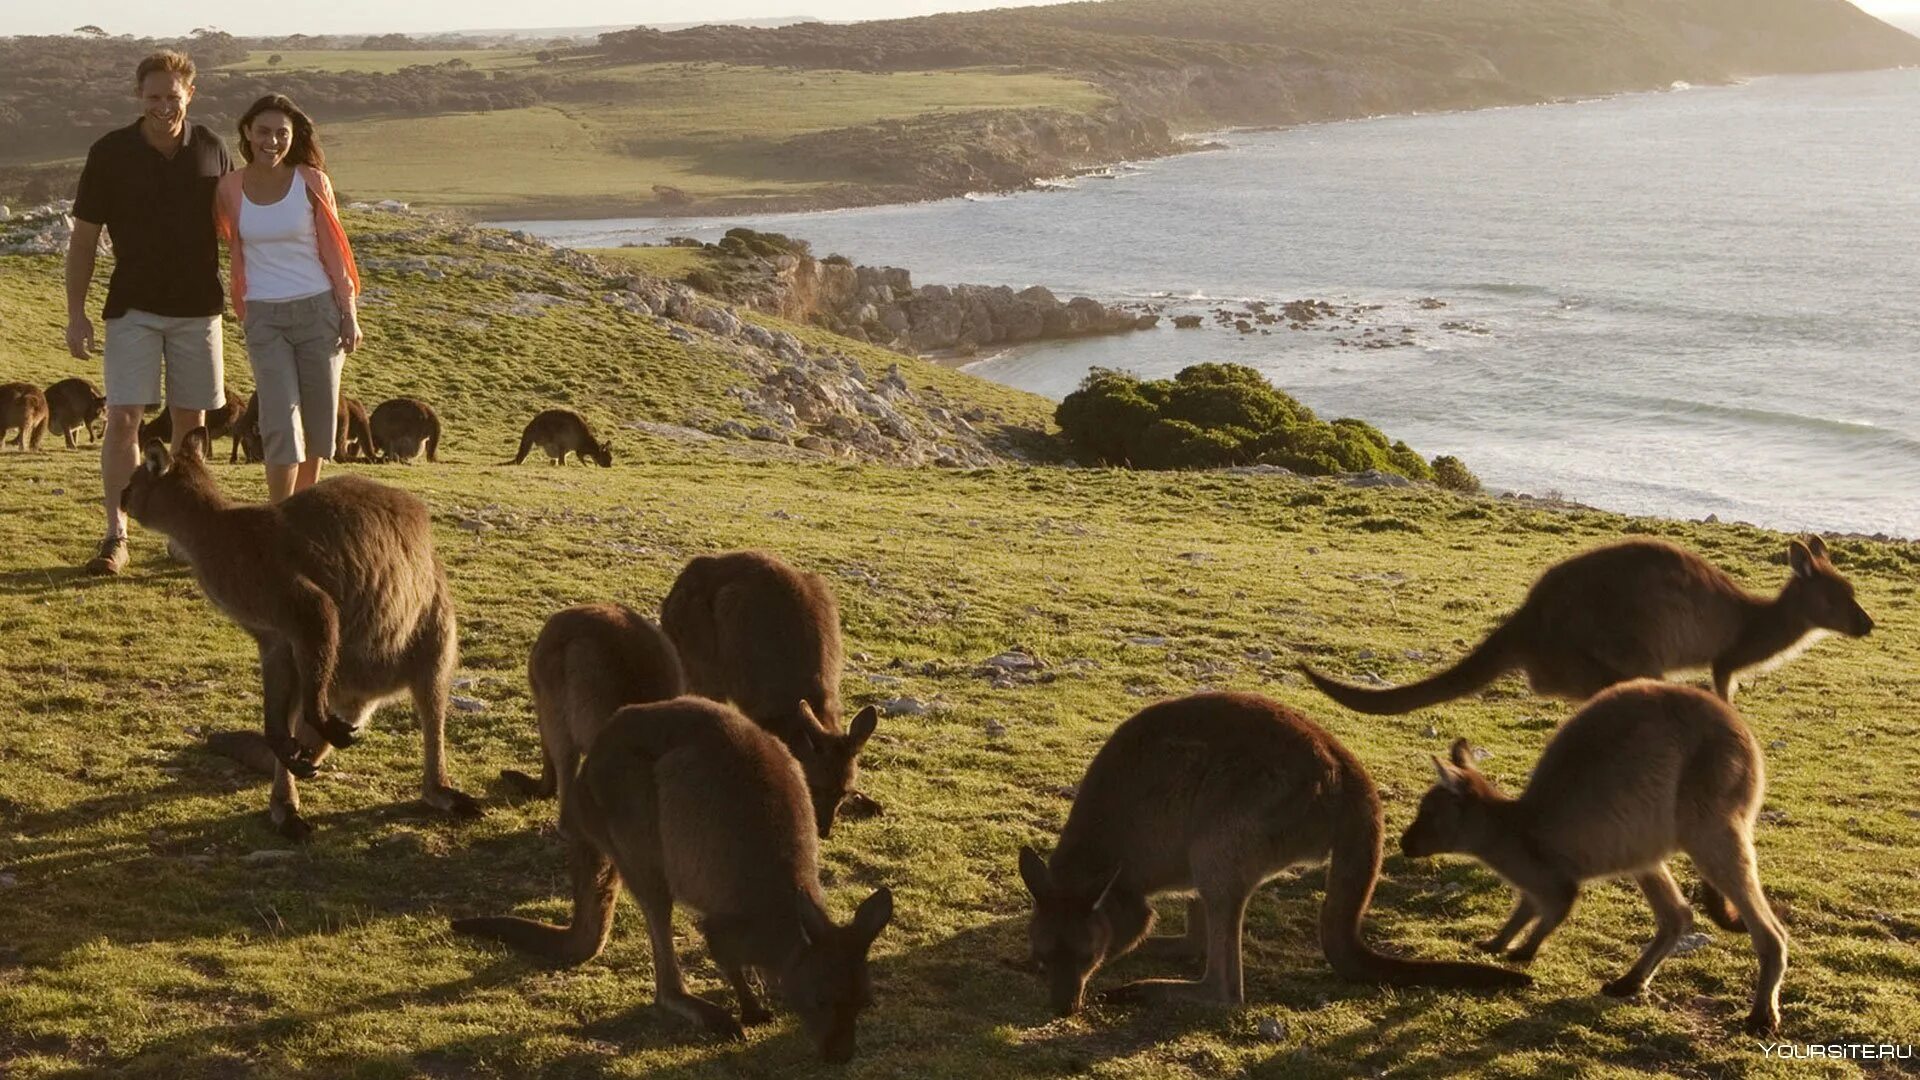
[796,893,835,948]
[1448,737,1475,769]
[851,886,893,947]
[141,439,171,476]
[847,705,878,749]
[1017,845,1052,899]
[1788,539,1815,579]
[1432,756,1468,795]
[793,700,830,753]
[1090,863,1123,911]
[1804,534,1828,560]
[181,427,211,461]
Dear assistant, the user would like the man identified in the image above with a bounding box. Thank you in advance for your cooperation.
[66,50,232,575]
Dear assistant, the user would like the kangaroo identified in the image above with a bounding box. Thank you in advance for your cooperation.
[661,550,881,837]
[43,378,106,448]
[231,393,262,464]
[500,603,686,804]
[1403,680,1787,1035]
[451,697,894,1061]
[510,408,613,467]
[1018,691,1530,1018]
[141,388,246,459]
[1302,537,1872,712]
[369,397,441,463]
[0,382,50,450]
[121,429,481,840]
[334,395,375,463]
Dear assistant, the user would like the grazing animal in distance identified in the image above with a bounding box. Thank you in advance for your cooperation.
[369,397,442,463]
[510,408,613,467]
[452,697,894,1061]
[500,602,685,805]
[1302,537,1872,711]
[141,388,246,460]
[1019,691,1530,1018]
[1403,680,1787,1035]
[1,382,50,450]
[43,378,106,448]
[334,395,374,463]
[661,550,881,837]
[121,429,481,840]
[231,393,262,463]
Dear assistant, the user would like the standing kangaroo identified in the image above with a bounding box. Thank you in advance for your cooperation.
[1302,537,1872,711]
[510,409,613,467]
[335,395,375,463]
[43,378,106,448]
[1,382,49,450]
[452,697,894,1062]
[140,387,246,458]
[121,430,480,840]
[1403,680,1787,1035]
[500,603,685,805]
[661,550,880,836]
[369,397,441,463]
[1019,691,1529,1017]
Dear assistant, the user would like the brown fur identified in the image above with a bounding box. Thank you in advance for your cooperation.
[230,393,262,463]
[1302,537,1872,712]
[501,603,686,804]
[0,382,50,451]
[510,409,613,467]
[334,395,375,463]
[1019,691,1529,1017]
[121,429,480,841]
[140,387,246,458]
[451,697,893,1061]
[43,378,106,448]
[1404,680,1787,1035]
[369,397,441,463]
[661,550,880,837]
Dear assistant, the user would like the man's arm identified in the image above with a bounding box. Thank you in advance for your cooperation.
[65,219,103,360]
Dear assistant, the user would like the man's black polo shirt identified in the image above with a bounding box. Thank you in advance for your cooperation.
[72,119,232,320]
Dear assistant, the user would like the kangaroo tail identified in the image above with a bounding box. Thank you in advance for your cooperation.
[1320,781,1531,990]
[1301,619,1524,716]
[426,425,440,463]
[1698,881,1748,932]
[450,829,616,966]
[510,428,534,465]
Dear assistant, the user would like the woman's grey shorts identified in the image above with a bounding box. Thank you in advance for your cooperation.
[242,292,344,467]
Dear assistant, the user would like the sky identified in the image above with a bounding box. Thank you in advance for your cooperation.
[6,0,1918,37]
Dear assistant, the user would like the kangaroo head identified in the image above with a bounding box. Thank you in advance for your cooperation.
[1402,739,1505,859]
[1783,535,1873,637]
[589,440,614,468]
[121,429,220,529]
[782,887,893,1063]
[1018,846,1123,1018]
[791,701,878,839]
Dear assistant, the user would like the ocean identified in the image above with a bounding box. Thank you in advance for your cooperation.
[496,68,1920,538]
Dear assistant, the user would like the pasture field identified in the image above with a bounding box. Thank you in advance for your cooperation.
[313,63,1108,216]
[217,50,540,74]
[1,229,1917,1078]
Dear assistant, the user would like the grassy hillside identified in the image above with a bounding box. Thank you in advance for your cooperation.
[218,49,538,74]
[2,229,1919,1078]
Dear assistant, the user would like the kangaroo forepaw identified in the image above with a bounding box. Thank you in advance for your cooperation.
[317,712,359,748]
[274,807,314,843]
[429,786,485,819]
[1476,937,1510,955]
[660,993,744,1041]
[274,740,320,780]
[1600,976,1646,999]
[1744,1007,1780,1038]
[839,791,885,820]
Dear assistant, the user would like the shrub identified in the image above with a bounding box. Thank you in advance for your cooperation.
[1431,455,1482,493]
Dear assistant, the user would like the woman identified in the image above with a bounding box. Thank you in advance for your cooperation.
[214,94,361,501]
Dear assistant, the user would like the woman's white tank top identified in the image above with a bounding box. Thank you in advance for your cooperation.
[238,169,333,303]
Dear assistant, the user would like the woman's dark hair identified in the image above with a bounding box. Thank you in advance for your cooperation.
[236,94,325,170]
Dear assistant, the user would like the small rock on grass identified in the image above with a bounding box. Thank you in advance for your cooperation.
[1257,1017,1288,1042]
[879,697,929,717]
[1671,932,1712,956]
[984,719,1007,739]
[241,850,297,864]
[451,695,488,713]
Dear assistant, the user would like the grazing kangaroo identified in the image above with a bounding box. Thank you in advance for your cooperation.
[141,388,246,459]
[43,378,106,448]
[1302,537,1872,711]
[500,603,686,804]
[369,397,441,463]
[1403,680,1787,1035]
[1,382,49,450]
[661,550,881,837]
[1019,691,1529,1017]
[452,697,894,1061]
[231,393,262,464]
[121,429,480,840]
[510,409,613,467]
[334,395,375,463]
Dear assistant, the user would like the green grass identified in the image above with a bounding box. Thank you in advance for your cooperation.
[2,227,1917,1078]
[218,50,540,74]
[317,63,1108,216]
[585,246,717,283]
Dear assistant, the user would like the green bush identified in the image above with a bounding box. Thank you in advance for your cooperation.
[1054,363,1461,482]
[1431,455,1483,493]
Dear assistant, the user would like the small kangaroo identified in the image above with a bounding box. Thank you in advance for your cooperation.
[369,397,441,463]
[661,550,881,837]
[1302,537,1872,711]
[452,697,894,1061]
[141,388,246,459]
[1019,691,1529,1017]
[1403,680,1787,1035]
[0,382,50,450]
[500,603,686,804]
[231,393,262,464]
[121,429,481,840]
[510,409,613,467]
[43,378,106,448]
[335,395,375,463]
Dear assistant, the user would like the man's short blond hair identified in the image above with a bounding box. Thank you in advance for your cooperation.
[135,51,196,88]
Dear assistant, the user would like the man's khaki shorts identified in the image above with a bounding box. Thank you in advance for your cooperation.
[103,309,225,411]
